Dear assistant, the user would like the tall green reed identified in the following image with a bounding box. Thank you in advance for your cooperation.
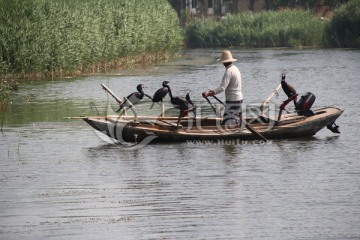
[185,9,325,48]
[0,0,183,79]
[324,0,360,47]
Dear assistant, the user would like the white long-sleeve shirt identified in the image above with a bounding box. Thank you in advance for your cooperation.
[213,64,243,101]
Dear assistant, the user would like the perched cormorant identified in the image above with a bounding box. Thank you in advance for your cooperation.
[185,91,195,110]
[281,73,297,107]
[150,81,170,116]
[167,84,195,126]
[117,84,151,112]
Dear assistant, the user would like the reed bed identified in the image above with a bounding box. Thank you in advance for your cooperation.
[324,0,360,47]
[0,0,183,79]
[185,9,325,48]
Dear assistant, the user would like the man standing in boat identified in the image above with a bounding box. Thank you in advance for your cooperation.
[202,50,243,126]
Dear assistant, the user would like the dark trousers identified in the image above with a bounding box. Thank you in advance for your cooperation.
[222,100,242,125]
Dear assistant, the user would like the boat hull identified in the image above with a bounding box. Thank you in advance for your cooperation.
[82,107,343,143]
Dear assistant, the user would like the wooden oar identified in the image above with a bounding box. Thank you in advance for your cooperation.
[101,84,123,104]
[203,95,217,114]
[101,83,140,120]
[212,95,268,142]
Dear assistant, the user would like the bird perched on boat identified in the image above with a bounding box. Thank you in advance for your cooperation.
[281,73,297,107]
[117,84,152,112]
[185,91,196,117]
[167,84,195,126]
[150,81,170,116]
[185,91,195,109]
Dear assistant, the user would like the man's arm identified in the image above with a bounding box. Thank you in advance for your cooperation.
[203,71,230,97]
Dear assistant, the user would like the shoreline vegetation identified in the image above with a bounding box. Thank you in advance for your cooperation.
[185,0,359,48]
[0,0,183,105]
[1,0,360,105]
[185,9,325,48]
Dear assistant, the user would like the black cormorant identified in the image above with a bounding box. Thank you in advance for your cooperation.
[117,84,151,112]
[281,73,297,107]
[150,81,170,116]
[167,85,195,126]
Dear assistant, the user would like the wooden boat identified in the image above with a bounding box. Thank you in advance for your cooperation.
[78,106,343,143]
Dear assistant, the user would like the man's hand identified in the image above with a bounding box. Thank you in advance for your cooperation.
[202,90,215,97]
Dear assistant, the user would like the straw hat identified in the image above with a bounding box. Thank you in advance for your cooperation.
[218,50,237,63]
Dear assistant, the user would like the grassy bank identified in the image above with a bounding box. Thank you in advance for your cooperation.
[185,9,325,48]
[0,0,183,104]
[0,0,183,101]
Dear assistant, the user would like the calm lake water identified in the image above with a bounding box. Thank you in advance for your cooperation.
[1,49,359,240]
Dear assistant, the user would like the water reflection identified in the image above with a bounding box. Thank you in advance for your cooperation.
[221,144,238,156]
